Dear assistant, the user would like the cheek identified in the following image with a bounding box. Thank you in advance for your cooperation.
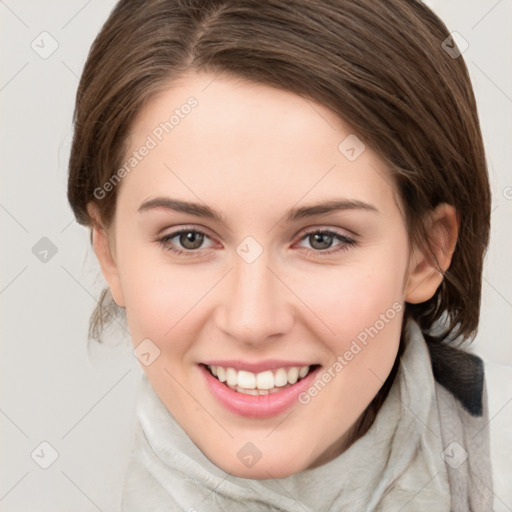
[118,247,208,348]
[291,260,404,423]
[293,250,406,347]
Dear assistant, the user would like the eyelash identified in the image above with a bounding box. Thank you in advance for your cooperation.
[157,227,356,258]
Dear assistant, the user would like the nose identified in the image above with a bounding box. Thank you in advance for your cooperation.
[214,251,295,347]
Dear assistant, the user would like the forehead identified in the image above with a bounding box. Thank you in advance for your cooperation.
[117,71,398,219]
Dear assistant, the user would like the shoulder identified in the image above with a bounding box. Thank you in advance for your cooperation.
[482,357,512,511]
[427,336,512,510]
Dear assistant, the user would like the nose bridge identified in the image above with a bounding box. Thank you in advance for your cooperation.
[217,248,293,344]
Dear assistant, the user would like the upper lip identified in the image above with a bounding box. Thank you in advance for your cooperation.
[201,359,318,373]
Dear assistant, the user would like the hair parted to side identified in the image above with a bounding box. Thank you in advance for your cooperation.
[67,0,490,345]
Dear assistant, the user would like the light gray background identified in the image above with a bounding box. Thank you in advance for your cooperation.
[1,1,511,510]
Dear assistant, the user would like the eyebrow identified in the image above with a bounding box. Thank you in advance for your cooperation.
[137,197,378,224]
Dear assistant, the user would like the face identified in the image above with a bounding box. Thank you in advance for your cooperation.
[92,71,441,479]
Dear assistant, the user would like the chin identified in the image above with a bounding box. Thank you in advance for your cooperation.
[210,449,312,480]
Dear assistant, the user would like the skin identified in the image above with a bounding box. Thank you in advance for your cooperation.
[88,71,458,479]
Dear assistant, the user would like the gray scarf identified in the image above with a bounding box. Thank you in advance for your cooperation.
[121,320,493,511]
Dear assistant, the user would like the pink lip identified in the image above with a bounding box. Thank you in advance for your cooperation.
[201,359,313,373]
[199,364,321,418]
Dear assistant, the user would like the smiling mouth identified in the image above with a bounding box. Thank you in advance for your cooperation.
[201,363,321,395]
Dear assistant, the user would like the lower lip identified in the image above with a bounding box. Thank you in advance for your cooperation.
[199,364,321,418]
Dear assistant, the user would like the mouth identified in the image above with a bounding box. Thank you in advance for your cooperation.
[199,362,322,418]
[202,363,320,395]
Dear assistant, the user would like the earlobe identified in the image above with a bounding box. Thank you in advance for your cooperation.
[86,202,126,308]
[404,203,459,304]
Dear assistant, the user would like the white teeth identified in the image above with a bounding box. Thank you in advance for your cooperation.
[236,386,258,395]
[256,370,274,390]
[299,366,309,378]
[226,367,238,386]
[237,370,256,389]
[274,368,288,387]
[216,366,226,382]
[287,367,299,385]
[207,364,312,392]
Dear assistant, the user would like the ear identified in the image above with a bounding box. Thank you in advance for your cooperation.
[86,202,126,308]
[404,203,459,304]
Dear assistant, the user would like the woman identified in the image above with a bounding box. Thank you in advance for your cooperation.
[67,0,511,510]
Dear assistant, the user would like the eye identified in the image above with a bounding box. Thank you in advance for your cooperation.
[158,228,214,256]
[296,229,356,256]
[157,227,356,257]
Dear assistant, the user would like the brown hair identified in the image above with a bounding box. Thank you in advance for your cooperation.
[67,0,490,348]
